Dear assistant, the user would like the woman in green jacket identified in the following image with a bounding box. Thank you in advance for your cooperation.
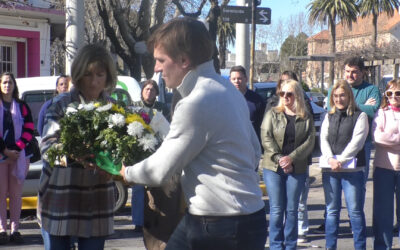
[261,79,315,250]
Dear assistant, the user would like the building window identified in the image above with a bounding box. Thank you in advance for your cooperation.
[0,45,13,73]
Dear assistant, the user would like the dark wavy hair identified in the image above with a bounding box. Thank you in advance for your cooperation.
[0,72,20,101]
[277,70,298,92]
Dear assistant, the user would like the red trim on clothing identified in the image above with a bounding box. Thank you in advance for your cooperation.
[21,132,32,142]
[15,141,25,149]
[23,122,34,130]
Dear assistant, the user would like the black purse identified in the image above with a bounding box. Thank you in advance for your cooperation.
[26,136,41,163]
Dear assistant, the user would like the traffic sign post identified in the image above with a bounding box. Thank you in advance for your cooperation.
[221,6,271,25]
[222,4,271,90]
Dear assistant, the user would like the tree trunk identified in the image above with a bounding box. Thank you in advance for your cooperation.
[150,0,166,28]
[372,13,378,52]
[219,36,226,69]
[207,0,220,74]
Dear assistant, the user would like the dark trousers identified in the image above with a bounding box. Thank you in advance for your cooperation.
[166,208,267,250]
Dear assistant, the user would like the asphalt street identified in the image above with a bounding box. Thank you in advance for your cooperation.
[1,148,398,249]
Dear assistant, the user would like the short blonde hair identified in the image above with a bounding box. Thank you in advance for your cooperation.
[329,80,356,116]
[275,79,307,119]
[71,44,117,94]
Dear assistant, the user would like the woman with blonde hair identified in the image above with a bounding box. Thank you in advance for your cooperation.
[372,78,400,249]
[261,79,315,249]
[320,80,368,250]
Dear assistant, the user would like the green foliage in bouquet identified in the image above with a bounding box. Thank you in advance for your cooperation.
[45,102,160,175]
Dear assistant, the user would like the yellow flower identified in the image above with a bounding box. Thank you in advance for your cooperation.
[111,104,125,115]
[94,102,102,107]
[126,113,153,132]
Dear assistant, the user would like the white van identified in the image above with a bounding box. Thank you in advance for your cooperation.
[15,75,142,211]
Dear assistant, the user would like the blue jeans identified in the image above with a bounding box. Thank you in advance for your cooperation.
[165,208,267,250]
[263,168,306,250]
[131,185,144,226]
[298,172,310,236]
[373,167,400,250]
[41,228,106,250]
[363,140,372,183]
[322,171,366,250]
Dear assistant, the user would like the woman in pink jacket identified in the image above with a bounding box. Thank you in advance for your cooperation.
[372,78,400,250]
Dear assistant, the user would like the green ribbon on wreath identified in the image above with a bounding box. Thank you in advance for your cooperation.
[95,151,122,176]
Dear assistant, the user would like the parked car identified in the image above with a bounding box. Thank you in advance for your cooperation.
[15,75,143,212]
[253,82,326,143]
[306,91,325,107]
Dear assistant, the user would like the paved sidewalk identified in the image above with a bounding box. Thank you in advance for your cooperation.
[3,148,400,249]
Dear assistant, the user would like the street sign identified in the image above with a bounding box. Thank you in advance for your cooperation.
[221,6,271,25]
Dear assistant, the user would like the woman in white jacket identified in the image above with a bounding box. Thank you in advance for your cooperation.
[320,80,369,250]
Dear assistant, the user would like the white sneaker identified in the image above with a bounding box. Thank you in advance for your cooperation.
[297,234,308,243]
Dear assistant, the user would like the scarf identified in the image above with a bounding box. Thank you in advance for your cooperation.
[390,104,400,112]
[0,99,27,183]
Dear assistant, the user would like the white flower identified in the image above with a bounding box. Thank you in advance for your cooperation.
[66,107,77,115]
[108,113,125,128]
[139,134,158,151]
[127,122,144,137]
[82,103,96,111]
[100,140,108,147]
[97,103,112,112]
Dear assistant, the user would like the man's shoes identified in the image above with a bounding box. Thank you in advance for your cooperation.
[0,232,8,245]
[314,223,325,234]
[297,234,308,243]
[9,231,24,244]
[133,225,143,233]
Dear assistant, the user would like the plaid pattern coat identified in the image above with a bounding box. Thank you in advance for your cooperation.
[37,88,115,237]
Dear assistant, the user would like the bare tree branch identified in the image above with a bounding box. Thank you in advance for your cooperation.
[97,0,132,65]
[172,0,207,17]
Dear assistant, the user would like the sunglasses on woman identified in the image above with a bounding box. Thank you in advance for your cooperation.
[385,91,400,98]
[279,91,294,98]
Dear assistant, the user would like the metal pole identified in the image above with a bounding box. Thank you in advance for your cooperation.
[65,0,84,75]
[249,0,256,90]
[321,61,324,92]
[236,0,250,74]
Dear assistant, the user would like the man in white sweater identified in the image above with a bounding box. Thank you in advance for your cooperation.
[120,17,267,250]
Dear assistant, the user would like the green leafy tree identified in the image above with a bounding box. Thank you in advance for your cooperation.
[358,0,400,51]
[308,0,359,86]
[217,19,235,69]
[280,32,308,73]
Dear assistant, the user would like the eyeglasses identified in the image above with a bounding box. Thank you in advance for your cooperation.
[385,91,400,98]
[279,91,294,98]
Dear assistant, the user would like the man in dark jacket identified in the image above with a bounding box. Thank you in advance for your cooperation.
[229,65,265,143]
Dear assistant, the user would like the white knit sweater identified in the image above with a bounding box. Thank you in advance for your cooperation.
[125,61,265,216]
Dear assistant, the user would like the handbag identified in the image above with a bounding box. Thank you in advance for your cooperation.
[26,136,41,163]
